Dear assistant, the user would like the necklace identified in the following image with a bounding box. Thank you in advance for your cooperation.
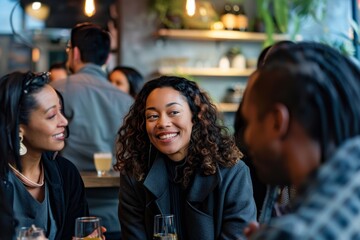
[8,163,44,188]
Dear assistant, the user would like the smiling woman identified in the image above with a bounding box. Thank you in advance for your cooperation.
[145,87,194,162]
[115,76,256,240]
[0,71,88,239]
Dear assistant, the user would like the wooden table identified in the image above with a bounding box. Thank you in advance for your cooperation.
[80,171,120,188]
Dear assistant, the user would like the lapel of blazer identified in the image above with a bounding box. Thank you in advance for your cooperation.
[187,163,222,202]
[143,153,171,214]
[185,163,222,240]
[144,156,222,240]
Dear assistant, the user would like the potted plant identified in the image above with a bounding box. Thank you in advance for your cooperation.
[149,0,184,29]
[256,0,327,46]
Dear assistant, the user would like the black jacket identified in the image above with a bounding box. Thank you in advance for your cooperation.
[2,152,89,240]
[119,153,256,240]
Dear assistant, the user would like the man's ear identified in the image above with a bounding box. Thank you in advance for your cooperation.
[271,103,290,138]
[105,53,111,65]
[73,46,81,61]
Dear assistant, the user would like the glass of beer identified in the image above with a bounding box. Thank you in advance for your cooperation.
[74,216,102,240]
[153,214,177,240]
[93,152,112,177]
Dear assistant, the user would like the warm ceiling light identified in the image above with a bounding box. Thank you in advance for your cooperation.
[186,0,196,16]
[32,2,41,10]
[84,0,96,17]
[32,48,40,62]
[25,1,49,20]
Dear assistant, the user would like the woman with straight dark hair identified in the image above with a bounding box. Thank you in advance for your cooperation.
[0,71,88,239]
[108,66,144,98]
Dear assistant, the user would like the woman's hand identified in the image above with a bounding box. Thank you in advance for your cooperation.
[243,221,260,238]
[100,226,107,240]
[72,226,107,240]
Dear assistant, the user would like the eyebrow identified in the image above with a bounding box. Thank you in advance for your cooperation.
[44,105,57,113]
[145,102,182,111]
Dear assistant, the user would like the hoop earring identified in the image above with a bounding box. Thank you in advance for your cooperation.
[19,135,27,156]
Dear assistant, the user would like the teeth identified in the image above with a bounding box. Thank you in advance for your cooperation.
[54,133,64,139]
[159,133,177,140]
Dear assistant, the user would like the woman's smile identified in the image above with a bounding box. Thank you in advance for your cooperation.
[145,87,193,161]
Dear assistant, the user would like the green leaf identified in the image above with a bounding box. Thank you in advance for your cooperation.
[274,0,288,33]
[256,0,264,17]
[263,9,275,46]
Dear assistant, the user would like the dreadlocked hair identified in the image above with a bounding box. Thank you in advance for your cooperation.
[253,42,360,162]
[114,76,242,188]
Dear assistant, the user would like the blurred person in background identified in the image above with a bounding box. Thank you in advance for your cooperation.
[108,66,144,98]
[51,22,133,240]
[49,62,68,82]
[241,42,360,239]
[234,41,295,222]
[115,76,256,240]
[0,71,88,239]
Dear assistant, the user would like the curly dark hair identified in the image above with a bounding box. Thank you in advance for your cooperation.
[114,76,242,188]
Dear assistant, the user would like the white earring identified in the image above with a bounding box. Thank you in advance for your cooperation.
[19,135,27,156]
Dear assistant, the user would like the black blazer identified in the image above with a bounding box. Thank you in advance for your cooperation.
[119,153,256,240]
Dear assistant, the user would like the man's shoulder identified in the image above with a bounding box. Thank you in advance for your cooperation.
[251,214,306,240]
[252,137,360,240]
[98,81,134,104]
[49,76,68,88]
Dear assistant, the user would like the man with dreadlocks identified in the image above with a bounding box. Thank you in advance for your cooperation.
[240,42,360,239]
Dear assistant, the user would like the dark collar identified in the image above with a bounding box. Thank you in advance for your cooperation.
[144,153,222,202]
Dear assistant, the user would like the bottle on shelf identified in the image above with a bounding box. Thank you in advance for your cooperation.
[219,55,231,69]
[232,53,246,70]
[226,47,246,70]
[233,3,248,31]
[221,2,236,30]
[223,85,244,103]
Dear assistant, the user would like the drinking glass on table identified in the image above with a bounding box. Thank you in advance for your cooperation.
[93,152,112,177]
[153,214,177,240]
[17,225,47,240]
[74,216,102,240]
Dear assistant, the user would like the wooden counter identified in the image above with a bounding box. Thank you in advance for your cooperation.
[80,171,120,188]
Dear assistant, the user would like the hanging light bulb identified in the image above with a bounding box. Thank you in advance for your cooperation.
[84,0,96,17]
[186,0,196,16]
[32,48,40,62]
[25,1,50,20]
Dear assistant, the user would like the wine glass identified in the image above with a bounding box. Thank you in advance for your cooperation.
[153,214,177,240]
[74,216,102,240]
[17,226,47,240]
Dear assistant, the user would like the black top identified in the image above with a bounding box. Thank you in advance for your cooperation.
[165,158,187,240]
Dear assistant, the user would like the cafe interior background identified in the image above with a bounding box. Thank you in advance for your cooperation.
[0,0,357,130]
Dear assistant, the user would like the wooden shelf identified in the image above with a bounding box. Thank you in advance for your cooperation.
[216,103,240,112]
[157,29,290,42]
[158,67,255,77]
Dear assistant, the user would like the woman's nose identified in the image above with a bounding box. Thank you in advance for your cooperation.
[59,113,68,126]
[156,115,171,128]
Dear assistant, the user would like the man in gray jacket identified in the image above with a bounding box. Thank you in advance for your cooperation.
[51,22,133,239]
